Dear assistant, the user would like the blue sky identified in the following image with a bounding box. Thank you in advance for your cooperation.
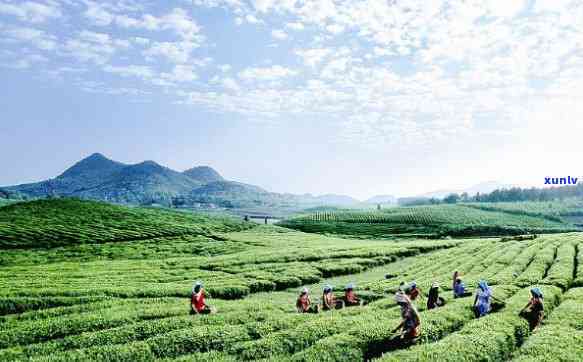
[1,0,583,199]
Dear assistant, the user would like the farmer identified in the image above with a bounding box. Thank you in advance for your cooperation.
[322,284,344,311]
[519,288,544,330]
[190,281,213,315]
[453,272,472,298]
[392,291,421,343]
[296,287,319,313]
[343,283,362,307]
[427,282,446,310]
[473,280,493,318]
[407,282,421,301]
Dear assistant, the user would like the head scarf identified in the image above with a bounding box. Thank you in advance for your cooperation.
[395,291,410,304]
[192,281,202,294]
[432,282,439,289]
[478,280,489,291]
[301,287,309,295]
[410,282,417,289]
[323,284,333,293]
[531,287,543,299]
[345,283,355,291]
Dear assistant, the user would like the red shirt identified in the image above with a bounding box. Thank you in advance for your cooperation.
[297,295,310,311]
[192,291,206,312]
[345,291,357,303]
[409,288,420,300]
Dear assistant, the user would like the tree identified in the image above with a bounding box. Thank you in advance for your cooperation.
[443,193,460,204]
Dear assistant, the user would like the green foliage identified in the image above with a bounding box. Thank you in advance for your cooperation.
[280,204,577,238]
[511,288,583,361]
[0,199,252,249]
[380,286,563,361]
[0,199,581,361]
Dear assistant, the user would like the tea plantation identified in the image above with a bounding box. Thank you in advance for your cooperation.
[280,204,579,238]
[0,199,581,361]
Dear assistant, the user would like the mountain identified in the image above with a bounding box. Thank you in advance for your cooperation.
[1,153,360,210]
[183,166,224,183]
[419,181,516,199]
[73,160,202,204]
[2,154,201,205]
[365,195,397,205]
[2,153,127,198]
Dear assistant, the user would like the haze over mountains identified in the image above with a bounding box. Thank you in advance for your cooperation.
[0,153,361,210]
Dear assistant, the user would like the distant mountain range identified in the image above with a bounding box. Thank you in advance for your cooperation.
[0,153,519,211]
[0,153,361,210]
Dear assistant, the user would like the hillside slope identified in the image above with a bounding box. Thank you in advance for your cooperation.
[0,198,252,249]
[183,166,224,183]
[280,204,579,237]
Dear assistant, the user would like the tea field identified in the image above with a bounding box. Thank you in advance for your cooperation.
[280,204,579,238]
[0,199,582,361]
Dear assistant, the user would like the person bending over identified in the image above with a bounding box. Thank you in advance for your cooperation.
[427,282,446,310]
[520,287,544,330]
[393,291,421,344]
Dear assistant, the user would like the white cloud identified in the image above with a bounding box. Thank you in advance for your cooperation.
[83,1,114,26]
[116,8,203,41]
[78,30,110,45]
[245,14,261,24]
[295,48,332,67]
[3,27,57,50]
[3,0,582,152]
[486,0,526,18]
[271,29,288,40]
[286,22,304,30]
[238,65,297,82]
[222,77,240,91]
[85,4,204,43]
[0,1,62,23]
[132,37,150,46]
[144,41,200,64]
[161,64,198,82]
[103,64,154,79]
[326,24,344,35]
[0,53,48,69]
[56,29,133,65]
[252,0,275,13]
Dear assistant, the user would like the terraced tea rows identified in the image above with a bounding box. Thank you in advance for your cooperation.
[281,205,578,238]
[0,199,251,249]
[1,199,581,361]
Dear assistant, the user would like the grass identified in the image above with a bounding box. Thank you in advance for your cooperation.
[0,198,582,361]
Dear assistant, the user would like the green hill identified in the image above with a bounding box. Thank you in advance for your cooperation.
[0,198,252,249]
[280,204,579,238]
[183,166,224,183]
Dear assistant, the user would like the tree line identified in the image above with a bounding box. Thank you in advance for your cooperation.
[399,183,583,205]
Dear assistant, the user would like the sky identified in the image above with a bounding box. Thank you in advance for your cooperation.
[1,0,583,200]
